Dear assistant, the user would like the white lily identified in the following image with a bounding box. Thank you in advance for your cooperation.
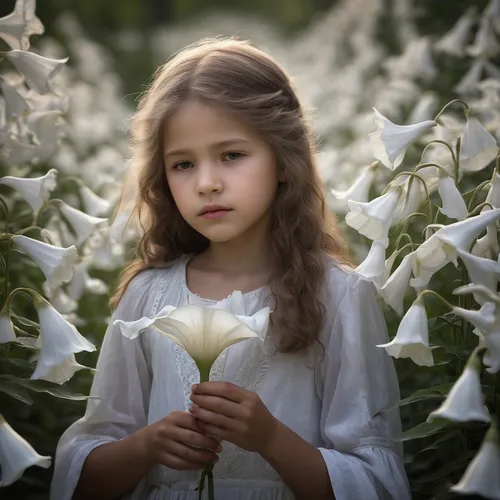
[355,240,386,290]
[11,234,77,287]
[471,233,495,259]
[483,330,500,373]
[66,261,108,301]
[42,281,77,314]
[467,14,500,59]
[0,414,51,487]
[369,107,437,170]
[27,110,66,163]
[380,251,415,316]
[0,311,16,344]
[427,353,490,423]
[459,113,499,173]
[453,302,498,335]
[483,169,500,253]
[0,169,57,213]
[80,184,111,217]
[115,291,270,381]
[0,76,30,119]
[31,295,95,382]
[456,249,500,304]
[438,173,468,220]
[0,0,44,51]
[330,162,377,212]
[453,283,500,305]
[436,8,476,57]
[377,295,433,366]
[346,185,403,248]
[40,354,90,385]
[486,0,500,32]
[83,228,125,271]
[59,201,107,246]
[392,172,433,225]
[6,50,68,95]
[451,423,500,499]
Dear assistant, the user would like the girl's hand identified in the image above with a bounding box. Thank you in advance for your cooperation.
[189,381,279,455]
[142,410,222,470]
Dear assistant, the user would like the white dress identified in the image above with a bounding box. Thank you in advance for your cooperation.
[50,254,411,500]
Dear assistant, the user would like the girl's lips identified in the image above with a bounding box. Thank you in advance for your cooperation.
[201,209,233,219]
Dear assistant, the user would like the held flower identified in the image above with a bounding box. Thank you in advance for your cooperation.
[380,251,415,316]
[427,353,490,423]
[59,201,107,246]
[0,169,57,213]
[377,295,434,366]
[0,0,44,51]
[355,240,386,290]
[459,112,499,173]
[6,50,68,94]
[369,107,437,170]
[0,414,51,487]
[31,295,96,382]
[438,173,468,220]
[11,234,78,287]
[451,423,500,499]
[345,185,403,248]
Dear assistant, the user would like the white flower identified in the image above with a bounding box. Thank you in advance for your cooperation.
[42,281,77,314]
[427,355,490,423]
[453,283,500,305]
[0,76,31,119]
[27,110,66,163]
[438,173,468,220]
[369,108,437,170]
[6,50,68,94]
[483,330,500,373]
[66,261,108,301]
[11,235,78,287]
[39,354,89,385]
[115,291,270,381]
[486,168,500,208]
[59,201,107,246]
[486,0,500,32]
[0,169,57,213]
[435,8,476,57]
[80,184,111,217]
[0,0,44,51]
[471,233,495,259]
[108,212,136,243]
[392,171,434,225]
[83,228,124,270]
[330,162,377,212]
[355,240,386,290]
[31,296,96,382]
[453,302,498,335]
[459,113,498,173]
[377,295,434,366]
[0,414,51,486]
[467,15,500,59]
[451,424,500,499]
[345,185,403,248]
[0,313,16,344]
[380,252,415,316]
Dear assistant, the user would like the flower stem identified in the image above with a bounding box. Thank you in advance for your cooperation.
[2,238,11,310]
[0,196,10,233]
[420,140,457,166]
[468,201,494,217]
[417,289,455,310]
[434,99,470,122]
[467,180,492,212]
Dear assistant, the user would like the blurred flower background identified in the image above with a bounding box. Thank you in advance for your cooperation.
[1,0,500,499]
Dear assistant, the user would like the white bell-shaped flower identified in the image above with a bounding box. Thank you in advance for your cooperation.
[59,201,107,246]
[483,330,500,373]
[27,110,66,164]
[115,291,270,381]
[467,14,500,59]
[377,295,434,366]
[0,312,16,344]
[459,113,499,173]
[108,212,136,244]
[451,424,500,499]
[83,228,124,271]
[0,0,44,51]
[0,76,31,119]
[486,168,500,207]
[39,353,89,385]
[436,8,476,57]
[380,251,415,316]
[0,169,57,213]
[11,235,78,287]
[355,240,386,290]
[369,107,437,170]
[6,50,68,94]
[427,354,490,423]
[453,283,500,305]
[346,185,403,248]
[66,261,108,301]
[0,414,51,486]
[453,302,498,336]
[471,233,495,259]
[80,183,111,217]
[486,0,500,32]
[31,295,96,382]
[42,281,77,314]
[438,173,468,220]
[331,162,377,212]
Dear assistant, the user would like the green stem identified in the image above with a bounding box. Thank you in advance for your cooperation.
[394,233,413,250]
[468,201,494,217]
[0,196,10,233]
[420,140,457,166]
[417,289,455,310]
[434,99,470,122]
[2,238,11,310]
[14,225,43,237]
[467,180,491,212]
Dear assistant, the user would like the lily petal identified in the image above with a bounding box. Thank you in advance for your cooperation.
[438,173,468,220]
[355,240,387,290]
[380,252,415,316]
[59,202,107,246]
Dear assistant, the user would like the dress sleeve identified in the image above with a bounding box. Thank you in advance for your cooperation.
[315,271,411,500]
[49,269,157,500]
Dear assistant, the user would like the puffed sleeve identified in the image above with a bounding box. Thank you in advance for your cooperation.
[316,271,411,500]
[49,269,157,500]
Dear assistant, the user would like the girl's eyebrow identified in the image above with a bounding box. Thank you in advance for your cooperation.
[164,138,251,157]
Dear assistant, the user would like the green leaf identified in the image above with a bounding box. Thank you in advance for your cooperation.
[0,379,33,405]
[398,419,449,441]
[12,336,39,349]
[6,357,35,369]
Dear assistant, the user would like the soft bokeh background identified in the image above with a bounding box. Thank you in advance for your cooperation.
[1,0,497,499]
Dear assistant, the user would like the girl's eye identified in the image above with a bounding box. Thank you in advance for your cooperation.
[222,152,242,162]
[173,161,193,171]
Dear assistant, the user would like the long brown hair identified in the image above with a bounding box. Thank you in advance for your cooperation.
[110,37,353,354]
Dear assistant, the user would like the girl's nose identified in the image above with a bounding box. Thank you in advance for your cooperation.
[196,163,223,194]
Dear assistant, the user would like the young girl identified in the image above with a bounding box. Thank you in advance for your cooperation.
[50,37,411,500]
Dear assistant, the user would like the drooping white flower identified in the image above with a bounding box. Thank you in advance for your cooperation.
[453,301,498,336]
[39,354,89,385]
[483,330,500,373]
[31,295,95,382]
[380,252,415,316]
[345,185,403,247]
[453,283,500,305]
[0,0,44,51]
[79,183,111,217]
[66,261,108,301]
[471,233,495,259]
[369,108,437,170]
[83,228,125,271]
[459,113,499,173]
[11,235,77,287]
[0,413,51,487]
[377,295,433,366]
[6,50,68,94]
[482,169,500,253]
[0,169,57,213]
[42,281,77,314]
[407,92,438,124]
[108,212,136,244]
[486,0,500,33]
[427,354,490,423]
[330,162,377,212]
[355,240,386,290]
[27,110,66,163]
[0,76,31,119]
[59,201,107,246]
[467,15,500,59]
[438,173,468,220]
[451,423,500,499]
[435,8,476,57]
[0,311,16,344]
[115,291,270,381]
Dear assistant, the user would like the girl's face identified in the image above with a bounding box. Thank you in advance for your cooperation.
[163,99,280,245]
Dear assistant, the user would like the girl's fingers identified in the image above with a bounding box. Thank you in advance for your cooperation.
[159,453,206,471]
[167,439,218,464]
[177,427,222,453]
[190,394,244,419]
[189,403,240,432]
